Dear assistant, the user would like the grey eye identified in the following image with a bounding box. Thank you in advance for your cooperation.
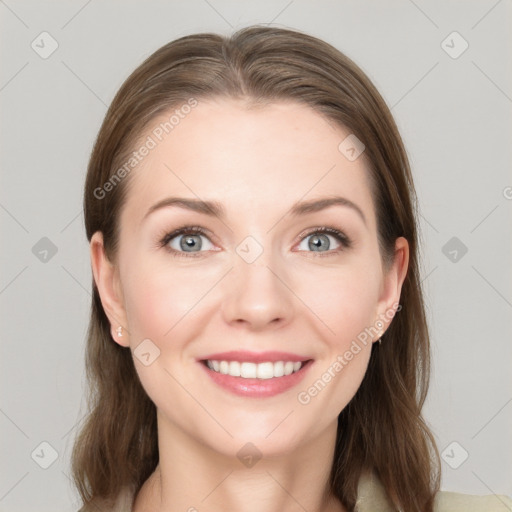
[298,233,341,252]
[169,233,213,253]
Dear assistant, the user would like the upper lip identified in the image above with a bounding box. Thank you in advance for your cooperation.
[200,351,312,363]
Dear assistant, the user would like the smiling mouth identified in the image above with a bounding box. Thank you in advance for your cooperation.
[201,359,312,379]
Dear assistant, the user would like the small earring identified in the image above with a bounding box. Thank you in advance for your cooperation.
[116,326,123,337]
[378,336,382,345]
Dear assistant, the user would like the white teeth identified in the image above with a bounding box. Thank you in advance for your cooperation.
[229,361,241,377]
[206,360,304,379]
[274,361,284,377]
[240,362,257,378]
[257,362,274,379]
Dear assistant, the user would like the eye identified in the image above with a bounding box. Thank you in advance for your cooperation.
[160,226,215,258]
[296,227,352,255]
[159,225,352,258]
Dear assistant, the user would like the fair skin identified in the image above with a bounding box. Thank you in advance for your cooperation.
[90,98,408,512]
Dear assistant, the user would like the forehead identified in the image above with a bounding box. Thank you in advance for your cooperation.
[121,98,376,230]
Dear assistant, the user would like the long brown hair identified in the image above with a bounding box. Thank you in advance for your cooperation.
[74,25,440,511]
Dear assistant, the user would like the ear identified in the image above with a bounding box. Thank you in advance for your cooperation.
[373,236,409,342]
[90,231,129,347]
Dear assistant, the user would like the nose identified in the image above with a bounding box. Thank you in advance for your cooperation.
[221,254,295,331]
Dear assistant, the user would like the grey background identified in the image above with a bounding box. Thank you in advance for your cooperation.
[1,0,511,510]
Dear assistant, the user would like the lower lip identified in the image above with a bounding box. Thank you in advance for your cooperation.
[199,360,314,398]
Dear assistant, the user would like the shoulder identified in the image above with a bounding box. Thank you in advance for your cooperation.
[435,489,512,511]
[356,472,512,512]
[83,478,512,512]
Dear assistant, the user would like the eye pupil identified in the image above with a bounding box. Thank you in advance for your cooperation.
[181,234,202,252]
[309,234,330,252]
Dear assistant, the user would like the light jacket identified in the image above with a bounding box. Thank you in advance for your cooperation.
[80,472,512,511]
[356,472,512,511]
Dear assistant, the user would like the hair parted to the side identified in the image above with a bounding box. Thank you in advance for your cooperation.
[74,25,440,511]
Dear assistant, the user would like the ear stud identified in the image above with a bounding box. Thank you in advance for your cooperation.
[116,326,123,337]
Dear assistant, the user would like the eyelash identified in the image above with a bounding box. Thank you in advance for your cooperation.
[158,225,352,258]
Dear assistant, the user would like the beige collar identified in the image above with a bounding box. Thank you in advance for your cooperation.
[355,471,396,511]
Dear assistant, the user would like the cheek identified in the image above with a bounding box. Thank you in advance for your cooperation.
[122,257,211,341]
[294,262,379,413]
[120,262,209,411]
[298,261,380,342]
[123,276,172,342]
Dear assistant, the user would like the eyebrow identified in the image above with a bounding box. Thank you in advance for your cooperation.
[142,195,367,226]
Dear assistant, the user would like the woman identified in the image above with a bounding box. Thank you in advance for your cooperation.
[72,26,511,511]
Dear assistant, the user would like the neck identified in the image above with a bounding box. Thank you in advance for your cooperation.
[133,409,345,512]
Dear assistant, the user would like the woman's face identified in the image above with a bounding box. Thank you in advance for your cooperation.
[91,97,408,458]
